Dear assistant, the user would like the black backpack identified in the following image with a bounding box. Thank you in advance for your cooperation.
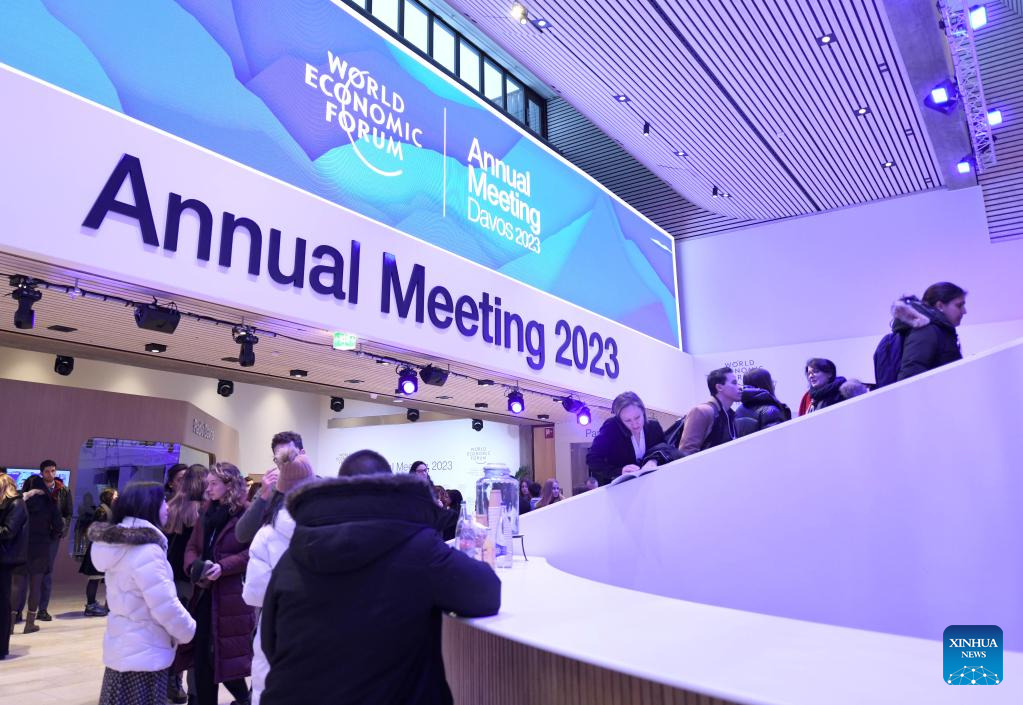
[873,331,904,388]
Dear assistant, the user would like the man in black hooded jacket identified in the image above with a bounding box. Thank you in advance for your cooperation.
[260,450,500,705]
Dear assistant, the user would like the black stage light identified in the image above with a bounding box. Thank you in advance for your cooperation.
[330,396,345,412]
[407,408,420,422]
[561,397,583,413]
[471,418,484,432]
[289,369,308,378]
[397,366,418,395]
[577,406,592,426]
[11,278,42,330]
[134,302,181,334]
[217,379,234,397]
[232,326,258,367]
[507,390,525,415]
[420,365,449,386]
[145,343,167,353]
[54,355,74,376]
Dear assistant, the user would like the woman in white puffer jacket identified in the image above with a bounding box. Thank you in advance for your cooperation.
[243,452,317,705]
[90,482,196,705]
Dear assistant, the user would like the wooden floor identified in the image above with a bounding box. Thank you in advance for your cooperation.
[1,586,241,704]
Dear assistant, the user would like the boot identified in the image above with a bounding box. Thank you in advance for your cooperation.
[84,602,106,617]
[23,609,40,634]
[9,611,15,636]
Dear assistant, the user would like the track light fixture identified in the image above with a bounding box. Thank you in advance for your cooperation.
[54,355,74,376]
[420,365,449,386]
[232,326,258,367]
[134,301,180,334]
[10,276,42,330]
[407,408,420,422]
[472,418,484,432]
[561,397,583,413]
[217,379,234,397]
[507,389,525,414]
[643,121,650,136]
[397,366,419,395]
[330,396,345,412]
[577,406,592,426]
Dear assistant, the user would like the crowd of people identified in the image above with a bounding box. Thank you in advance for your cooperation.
[587,282,968,484]
[0,431,501,705]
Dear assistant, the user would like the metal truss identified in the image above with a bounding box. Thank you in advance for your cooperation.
[939,0,997,171]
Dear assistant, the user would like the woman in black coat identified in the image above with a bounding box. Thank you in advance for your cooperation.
[586,392,665,485]
[895,282,967,380]
[1,473,29,658]
[13,474,63,634]
[735,368,792,436]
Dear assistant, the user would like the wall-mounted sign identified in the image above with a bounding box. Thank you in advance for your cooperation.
[332,331,358,350]
[191,418,215,442]
[0,0,679,347]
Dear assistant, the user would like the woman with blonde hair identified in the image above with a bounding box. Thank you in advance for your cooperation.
[176,463,254,705]
[535,478,562,509]
[0,473,28,658]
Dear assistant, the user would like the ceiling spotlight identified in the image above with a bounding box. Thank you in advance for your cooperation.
[987,109,1003,126]
[145,343,167,353]
[956,157,973,174]
[613,94,630,103]
[712,185,720,198]
[420,364,449,386]
[537,414,550,420]
[533,18,551,29]
[475,402,489,408]
[330,396,345,412]
[882,160,895,168]
[407,408,420,422]
[643,121,650,136]
[471,418,484,432]
[289,369,308,378]
[507,389,525,414]
[561,397,583,413]
[817,32,836,46]
[217,379,234,397]
[673,149,687,157]
[510,3,527,23]
[10,277,42,330]
[577,406,592,426]
[969,5,987,30]
[931,87,950,104]
[134,301,180,334]
[54,355,74,377]
[924,80,958,114]
[232,326,258,367]
[855,106,870,116]
[397,366,418,395]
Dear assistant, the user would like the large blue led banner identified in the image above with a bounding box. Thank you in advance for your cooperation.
[0,0,680,346]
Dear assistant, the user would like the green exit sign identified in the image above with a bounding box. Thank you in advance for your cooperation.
[332,332,358,350]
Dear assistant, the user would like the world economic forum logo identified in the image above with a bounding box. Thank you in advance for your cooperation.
[944,625,1002,685]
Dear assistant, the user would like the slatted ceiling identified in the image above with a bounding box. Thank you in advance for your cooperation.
[0,253,667,424]
[977,2,1023,242]
[447,0,945,226]
[1004,0,1023,18]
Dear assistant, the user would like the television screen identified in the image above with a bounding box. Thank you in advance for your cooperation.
[4,468,71,490]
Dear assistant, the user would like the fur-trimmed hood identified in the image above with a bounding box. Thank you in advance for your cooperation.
[89,517,167,573]
[285,473,442,574]
[892,296,950,333]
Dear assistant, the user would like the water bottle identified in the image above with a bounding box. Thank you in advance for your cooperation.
[456,502,479,560]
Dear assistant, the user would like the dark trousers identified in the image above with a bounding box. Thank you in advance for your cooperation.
[39,537,61,611]
[13,569,43,614]
[0,565,13,657]
[193,590,248,705]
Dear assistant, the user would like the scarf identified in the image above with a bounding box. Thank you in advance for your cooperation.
[201,500,231,561]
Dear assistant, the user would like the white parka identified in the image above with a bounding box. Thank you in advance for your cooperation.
[242,507,295,705]
[89,517,196,672]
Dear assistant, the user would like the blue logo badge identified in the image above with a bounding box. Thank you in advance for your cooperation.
[944,625,1002,684]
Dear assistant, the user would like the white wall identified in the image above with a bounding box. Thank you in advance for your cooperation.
[521,337,1023,649]
[316,417,521,506]
[676,187,1023,355]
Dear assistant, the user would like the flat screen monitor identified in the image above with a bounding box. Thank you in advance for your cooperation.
[3,468,71,490]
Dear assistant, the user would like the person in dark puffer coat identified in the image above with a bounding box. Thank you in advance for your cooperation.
[894,282,967,381]
[734,368,792,437]
[261,450,501,705]
[175,463,254,705]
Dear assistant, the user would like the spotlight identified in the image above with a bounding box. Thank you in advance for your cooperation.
[217,379,234,397]
[712,186,720,198]
[134,301,180,334]
[232,326,258,367]
[924,80,958,114]
[471,418,484,432]
[144,343,167,353]
[881,160,895,169]
[673,149,687,157]
[855,106,870,116]
[987,109,1002,126]
[507,389,525,414]
[330,396,345,412]
[577,406,592,426]
[537,414,550,420]
[956,158,972,174]
[613,94,630,103]
[11,277,42,330]
[510,3,527,23]
[561,397,583,413]
[420,365,449,386]
[816,32,836,46]
[54,355,74,376]
[407,408,420,422]
[289,369,308,378]
[643,122,650,136]
[397,366,418,395]
[533,18,551,29]
[969,5,987,30]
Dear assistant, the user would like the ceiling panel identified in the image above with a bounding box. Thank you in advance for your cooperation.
[446,0,945,220]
